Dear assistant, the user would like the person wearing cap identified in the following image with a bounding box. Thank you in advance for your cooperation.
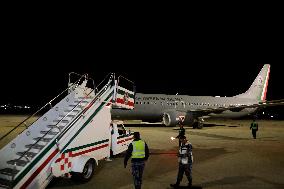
[176,124,185,147]
[170,135,193,188]
[124,132,149,189]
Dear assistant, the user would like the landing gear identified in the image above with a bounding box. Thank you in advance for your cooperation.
[192,118,204,129]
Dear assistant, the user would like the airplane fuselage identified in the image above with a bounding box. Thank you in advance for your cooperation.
[111,93,258,121]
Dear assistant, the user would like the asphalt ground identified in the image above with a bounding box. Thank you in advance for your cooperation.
[44,119,284,189]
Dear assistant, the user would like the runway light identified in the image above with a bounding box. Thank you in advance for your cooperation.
[170,137,175,140]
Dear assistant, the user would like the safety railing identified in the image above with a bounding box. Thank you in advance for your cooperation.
[2,73,115,188]
[0,73,90,144]
[9,73,116,183]
[56,73,115,141]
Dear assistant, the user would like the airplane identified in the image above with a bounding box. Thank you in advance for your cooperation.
[111,64,284,128]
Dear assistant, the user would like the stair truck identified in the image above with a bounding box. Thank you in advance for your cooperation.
[0,73,135,188]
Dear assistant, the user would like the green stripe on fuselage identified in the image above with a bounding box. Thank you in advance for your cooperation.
[258,66,268,101]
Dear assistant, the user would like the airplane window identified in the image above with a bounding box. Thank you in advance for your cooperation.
[147,102,150,104]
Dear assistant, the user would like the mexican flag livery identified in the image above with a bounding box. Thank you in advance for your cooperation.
[114,86,135,110]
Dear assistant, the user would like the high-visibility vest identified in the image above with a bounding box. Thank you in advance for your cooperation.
[251,122,258,129]
[131,140,145,159]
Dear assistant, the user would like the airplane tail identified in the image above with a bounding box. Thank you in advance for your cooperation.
[235,64,270,102]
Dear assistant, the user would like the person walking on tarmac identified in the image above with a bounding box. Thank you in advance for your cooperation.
[250,118,259,139]
[176,124,185,147]
[170,135,193,188]
[124,132,149,189]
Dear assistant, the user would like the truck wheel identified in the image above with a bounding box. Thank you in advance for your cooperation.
[71,159,96,182]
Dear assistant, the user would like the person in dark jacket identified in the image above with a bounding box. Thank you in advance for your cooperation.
[124,132,149,189]
[250,119,259,139]
[171,135,193,188]
[176,124,185,147]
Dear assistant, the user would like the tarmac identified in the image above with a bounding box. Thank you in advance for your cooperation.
[46,119,284,189]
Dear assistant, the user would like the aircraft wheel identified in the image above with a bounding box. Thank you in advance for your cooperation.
[193,121,203,129]
[197,122,204,129]
[71,159,96,182]
[192,122,198,129]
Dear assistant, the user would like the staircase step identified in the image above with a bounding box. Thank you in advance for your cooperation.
[7,159,29,167]
[0,168,19,176]
[64,109,80,113]
[25,144,45,150]
[74,100,89,103]
[33,137,53,142]
[78,96,92,99]
[53,119,69,123]
[17,151,38,158]
[0,178,11,189]
[40,130,59,135]
[69,104,84,108]
[47,125,64,130]
[59,114,76,118]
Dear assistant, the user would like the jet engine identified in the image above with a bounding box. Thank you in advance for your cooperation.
[162,111,194,127]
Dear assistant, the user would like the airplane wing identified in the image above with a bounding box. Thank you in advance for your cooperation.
[177,99,284,115]
[163,99,284,127]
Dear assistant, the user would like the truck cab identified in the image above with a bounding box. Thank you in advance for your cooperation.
[110,120,133,155]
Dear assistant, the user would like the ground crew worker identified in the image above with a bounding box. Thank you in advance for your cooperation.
[176,124,185,147]
[170,135,193,188]
[250,119,259,139]
[124,132,149,189]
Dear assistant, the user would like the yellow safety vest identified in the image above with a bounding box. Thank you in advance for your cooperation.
[251,122,258,129]
[131,140,145,159]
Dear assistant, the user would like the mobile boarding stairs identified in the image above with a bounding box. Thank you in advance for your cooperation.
[0,73,135,188]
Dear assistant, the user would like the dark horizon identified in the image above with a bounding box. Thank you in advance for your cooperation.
[1,64,283,105]
[1,18,283,116]
[0,64,283,119]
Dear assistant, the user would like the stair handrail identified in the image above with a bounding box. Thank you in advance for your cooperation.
[10,73,115,177]
[0,73,89,142]
[68,72,96,91]
[56,73,115,141]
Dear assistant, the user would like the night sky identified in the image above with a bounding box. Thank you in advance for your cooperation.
[1,17,283,114]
